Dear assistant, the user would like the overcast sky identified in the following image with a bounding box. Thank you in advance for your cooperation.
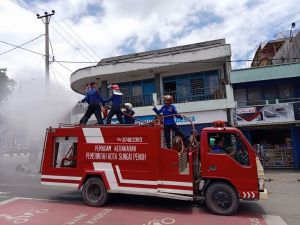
[0,0,300,88]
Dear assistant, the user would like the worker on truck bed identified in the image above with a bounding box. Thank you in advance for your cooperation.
[123,103,135,124]
[153,95,189,149]
[104,84,124,124]
[79,82,104,125]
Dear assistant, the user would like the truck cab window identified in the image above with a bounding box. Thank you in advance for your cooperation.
[53,137,78,168]
[208,133,249,166]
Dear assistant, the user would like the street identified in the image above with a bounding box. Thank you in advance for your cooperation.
[0,155,299,225]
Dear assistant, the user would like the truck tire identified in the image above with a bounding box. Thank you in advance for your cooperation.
[82,177,108,207]
[205,182,239,215]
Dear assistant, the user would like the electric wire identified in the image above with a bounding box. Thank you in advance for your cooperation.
[0,34,44,56]
[52,18,98,61]
[52,60,73,73]
[49,23,93,62]
[36,1,101,60]
[1,38,300,65]
[0,40,44,56]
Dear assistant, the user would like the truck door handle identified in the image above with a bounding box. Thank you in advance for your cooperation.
[208,165,217,171]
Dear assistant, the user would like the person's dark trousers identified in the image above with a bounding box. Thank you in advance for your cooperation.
[164,124,189,149]
[80,104,103,125]
[106,106,124,124]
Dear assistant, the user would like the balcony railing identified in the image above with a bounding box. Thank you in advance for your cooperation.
[122,94,153,107]
[71,87,226,115]
[161,86,225,104]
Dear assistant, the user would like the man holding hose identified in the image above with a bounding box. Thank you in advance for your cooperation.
[153,95,189,149]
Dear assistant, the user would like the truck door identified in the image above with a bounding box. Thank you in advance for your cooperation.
[203,131,258,197]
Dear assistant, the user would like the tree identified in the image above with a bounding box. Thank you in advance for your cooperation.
[0,68,16,104]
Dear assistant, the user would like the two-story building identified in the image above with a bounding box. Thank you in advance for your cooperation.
[70,39,235,135]
[231,62,300,168]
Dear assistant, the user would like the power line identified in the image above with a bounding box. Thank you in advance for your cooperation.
[0,40,45,56]
[53,58,300,64]
[0,34,44,56]
[53,60,73,72]
[35,1,100,60]
[52,18,98,61]
[50,23,93,62]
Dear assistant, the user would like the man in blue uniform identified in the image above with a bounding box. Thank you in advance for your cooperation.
[79,82,104,125]
[104,84,124,124]
[153,95,189,149]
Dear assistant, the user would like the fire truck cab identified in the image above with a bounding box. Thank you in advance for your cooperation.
[40,121,268,215]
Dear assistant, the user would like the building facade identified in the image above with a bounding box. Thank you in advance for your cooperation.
[231,62,300,168]
[71,39,235,135]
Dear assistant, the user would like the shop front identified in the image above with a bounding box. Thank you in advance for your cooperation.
[234,102,300,168]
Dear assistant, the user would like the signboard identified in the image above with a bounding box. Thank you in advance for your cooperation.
[235,103,297,126]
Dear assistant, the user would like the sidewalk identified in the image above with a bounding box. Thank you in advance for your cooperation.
[265,169,300,182]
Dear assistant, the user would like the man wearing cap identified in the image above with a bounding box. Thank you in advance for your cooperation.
[104,84,124,124]
[79,82,104,125]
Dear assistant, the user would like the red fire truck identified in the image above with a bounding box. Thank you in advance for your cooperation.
[40,121,268,215]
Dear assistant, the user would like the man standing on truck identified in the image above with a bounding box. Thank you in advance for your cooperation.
[104,84,124,124]
[79,82,104,125]
[153,95,189,149]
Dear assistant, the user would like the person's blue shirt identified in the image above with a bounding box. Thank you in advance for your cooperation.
[104,94,122,106]
[81,88,104,105]
[153,104,182,125]
[212,146,225,153]
[123,108,135,124]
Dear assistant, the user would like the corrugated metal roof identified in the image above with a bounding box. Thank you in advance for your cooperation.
[231,62,300,83]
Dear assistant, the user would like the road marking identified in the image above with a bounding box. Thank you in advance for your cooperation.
[263,215,287,225]
[0,197,19,205]
[0,192,9,195]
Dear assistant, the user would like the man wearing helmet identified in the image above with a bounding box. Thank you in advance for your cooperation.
[79,82,104,125]
[153,95,189,149]
[123,103,135,124]
[104,84,124,124]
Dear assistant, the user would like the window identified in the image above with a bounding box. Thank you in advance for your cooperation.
[278,84,294,99]
[119,79,155,106]
[162,70,221,102]
[208,133,250,166]
[53,137,78,168]
[264,87,277,103]
[234,88,247,106]
[247,87,263,105]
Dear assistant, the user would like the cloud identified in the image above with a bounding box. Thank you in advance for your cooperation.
[1,0,300,86]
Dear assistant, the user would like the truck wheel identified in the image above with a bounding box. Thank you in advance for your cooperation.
[205,182,239,215]
[82,177,108,207]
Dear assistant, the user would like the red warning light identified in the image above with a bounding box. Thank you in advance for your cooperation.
[213,120,225,127]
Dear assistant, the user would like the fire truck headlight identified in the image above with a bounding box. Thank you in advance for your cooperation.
[259,178,265,191]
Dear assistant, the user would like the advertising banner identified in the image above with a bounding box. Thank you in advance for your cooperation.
[234,103,296,126]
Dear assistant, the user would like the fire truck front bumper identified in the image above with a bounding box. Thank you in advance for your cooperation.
[259,188,268,200]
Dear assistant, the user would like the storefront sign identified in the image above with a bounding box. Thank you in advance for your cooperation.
[235,103,296,126]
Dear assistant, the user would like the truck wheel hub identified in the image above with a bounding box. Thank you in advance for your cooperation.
[213,191,232,209]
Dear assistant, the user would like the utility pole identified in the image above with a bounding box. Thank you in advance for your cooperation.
[37,10,55,84]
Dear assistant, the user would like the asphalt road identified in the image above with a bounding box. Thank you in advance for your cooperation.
[0,155,299,225]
